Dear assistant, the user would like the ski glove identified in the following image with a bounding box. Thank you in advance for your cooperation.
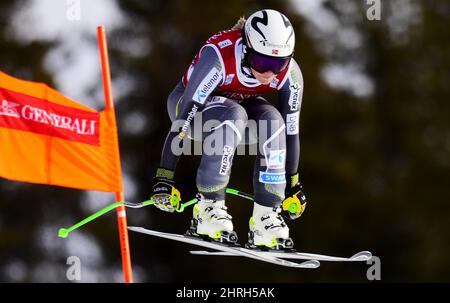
[282,173,307,220]
[151,168,181,213]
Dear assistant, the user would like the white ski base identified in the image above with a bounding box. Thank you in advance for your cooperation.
[128,226,320,269]
[190,249,372,262]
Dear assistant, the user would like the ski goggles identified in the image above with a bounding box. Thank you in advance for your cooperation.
[247,50,292,74]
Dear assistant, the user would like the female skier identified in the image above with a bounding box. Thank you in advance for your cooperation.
[150,9,307,250]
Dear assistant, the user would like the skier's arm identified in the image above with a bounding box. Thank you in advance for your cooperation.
[159,46,224,171]
[152,46,224,212]
[278,60,307,219]
[278,60,303,175]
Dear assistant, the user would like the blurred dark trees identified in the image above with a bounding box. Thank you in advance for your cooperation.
[1,0,449,282]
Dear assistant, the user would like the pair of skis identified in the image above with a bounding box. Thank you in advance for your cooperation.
[128,227,372,269]
[58,187,372,269]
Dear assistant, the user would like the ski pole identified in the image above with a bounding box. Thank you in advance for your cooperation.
[226,188,304,219]
[58,188,262,239]
[58,200,152,238]
[225,188,254,201]
[57,197,197,238]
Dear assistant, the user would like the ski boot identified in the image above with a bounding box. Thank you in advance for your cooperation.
[246,203,294,251]
[185,194,238,244]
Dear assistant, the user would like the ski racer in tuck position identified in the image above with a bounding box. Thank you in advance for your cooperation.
[150,9,307,250]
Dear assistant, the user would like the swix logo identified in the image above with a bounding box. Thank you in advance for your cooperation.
[259,172,286,184]
[272,49,279,55]
[0,88,100,145]
[0,100,20,118]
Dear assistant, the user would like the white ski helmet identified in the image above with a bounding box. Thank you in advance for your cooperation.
[244,9,295,58]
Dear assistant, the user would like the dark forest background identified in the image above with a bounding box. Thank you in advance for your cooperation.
[0,0,449,282]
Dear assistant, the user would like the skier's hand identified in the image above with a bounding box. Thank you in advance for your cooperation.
[150,168,181,213]
[282,173,307,220]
